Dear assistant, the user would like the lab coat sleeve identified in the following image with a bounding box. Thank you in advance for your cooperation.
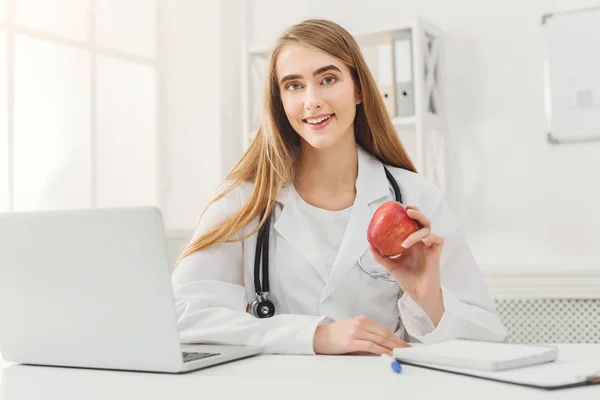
[397,185,508,344]
[171,187,329,355]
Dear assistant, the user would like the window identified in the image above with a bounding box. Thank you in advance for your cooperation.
[0,30,8,212]
[0,0,161,213]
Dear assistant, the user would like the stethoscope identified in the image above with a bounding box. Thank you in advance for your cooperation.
[249,166,403,318]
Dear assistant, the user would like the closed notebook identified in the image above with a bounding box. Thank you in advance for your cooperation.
[392,339,558,372]
[392,340,600,390]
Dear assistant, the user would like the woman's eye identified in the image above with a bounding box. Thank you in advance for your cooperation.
[322,76,336,85]
[286,82,302,91]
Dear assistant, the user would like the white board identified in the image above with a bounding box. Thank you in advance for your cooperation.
[542,6,600,143]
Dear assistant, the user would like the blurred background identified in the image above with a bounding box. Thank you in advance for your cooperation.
[1,0,600,286]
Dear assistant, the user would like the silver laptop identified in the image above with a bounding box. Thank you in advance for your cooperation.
[0,206,260,373]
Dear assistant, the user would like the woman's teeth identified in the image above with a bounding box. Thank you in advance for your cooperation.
[306,115,331,124]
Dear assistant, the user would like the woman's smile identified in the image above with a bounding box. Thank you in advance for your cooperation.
[303,113,335,130]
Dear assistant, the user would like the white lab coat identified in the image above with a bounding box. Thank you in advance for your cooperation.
[171,146,507,354]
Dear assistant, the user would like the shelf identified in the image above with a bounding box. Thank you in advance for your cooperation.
[391,116,417,127]
[248,20,419,56]
[393,113,448,129]
[242,16,447,193]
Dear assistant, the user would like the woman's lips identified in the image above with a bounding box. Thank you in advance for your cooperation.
[303,114,334,130]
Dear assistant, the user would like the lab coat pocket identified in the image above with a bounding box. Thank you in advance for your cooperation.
[358,250,397,282]
[356,250,402,326]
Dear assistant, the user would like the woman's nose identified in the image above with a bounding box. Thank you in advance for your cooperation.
[304,86,323,111]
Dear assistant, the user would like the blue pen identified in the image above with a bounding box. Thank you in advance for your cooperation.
[381,354,402,373]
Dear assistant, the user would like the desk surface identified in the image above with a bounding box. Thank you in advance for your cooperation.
[1,344,599,400]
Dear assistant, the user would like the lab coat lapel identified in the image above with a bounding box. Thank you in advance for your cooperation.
[320,146,392,302]
[273,185,330,282]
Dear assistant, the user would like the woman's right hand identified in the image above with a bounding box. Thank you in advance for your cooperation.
[313,315,410,355]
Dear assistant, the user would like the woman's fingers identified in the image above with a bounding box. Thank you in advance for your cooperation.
[356,330,403,353]
[314,316,411,356]
[356,316,410,348]
[351,340,393,356]
[406,208,430,229]
[351,317,412,355]
[401,228,430,249]
[422,233,444,248]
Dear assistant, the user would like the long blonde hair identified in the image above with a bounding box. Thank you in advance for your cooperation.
[177,19,417,264]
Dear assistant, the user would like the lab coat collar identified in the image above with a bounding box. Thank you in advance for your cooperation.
[273,145,393,292]
[355,145,391,204]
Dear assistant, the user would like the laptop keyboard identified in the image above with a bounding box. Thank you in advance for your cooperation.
[182,351,220,363]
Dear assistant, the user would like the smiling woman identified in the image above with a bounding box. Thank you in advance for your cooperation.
[172,19,506,356]
[276,46,360,150]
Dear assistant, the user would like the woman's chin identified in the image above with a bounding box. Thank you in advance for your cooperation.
[299,130,342,149]
[303,135,338,150]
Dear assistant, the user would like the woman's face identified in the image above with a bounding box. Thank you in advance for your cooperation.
[276,43,361,150]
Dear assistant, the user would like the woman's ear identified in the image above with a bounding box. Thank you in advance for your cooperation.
[355,87,363,105]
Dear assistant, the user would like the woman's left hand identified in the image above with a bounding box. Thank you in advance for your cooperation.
[370,205,445,323]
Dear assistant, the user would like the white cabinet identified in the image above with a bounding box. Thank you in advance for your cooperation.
[241,17,448,192]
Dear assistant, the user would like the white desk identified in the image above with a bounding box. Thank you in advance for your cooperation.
[1,344,599,400]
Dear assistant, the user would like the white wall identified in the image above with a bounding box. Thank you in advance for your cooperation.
[163,0,221,232]
[242,0,600,272]
[163,0,244,233]
[219,0,245,178]
[162,0,244,265]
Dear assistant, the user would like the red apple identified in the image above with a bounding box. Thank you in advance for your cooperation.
[367,201,420,257]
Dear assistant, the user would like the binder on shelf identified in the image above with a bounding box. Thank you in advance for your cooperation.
[394,36,414,117]
[376,35,397,117]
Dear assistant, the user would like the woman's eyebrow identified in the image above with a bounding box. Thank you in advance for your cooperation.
[279,64,342,85]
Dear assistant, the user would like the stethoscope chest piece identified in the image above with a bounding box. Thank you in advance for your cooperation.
[249,292,275,318]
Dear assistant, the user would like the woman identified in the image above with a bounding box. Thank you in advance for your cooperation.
[172,19,507,356]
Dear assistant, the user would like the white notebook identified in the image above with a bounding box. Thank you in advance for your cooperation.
[392,340,558,372]
[392,340,600,390]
